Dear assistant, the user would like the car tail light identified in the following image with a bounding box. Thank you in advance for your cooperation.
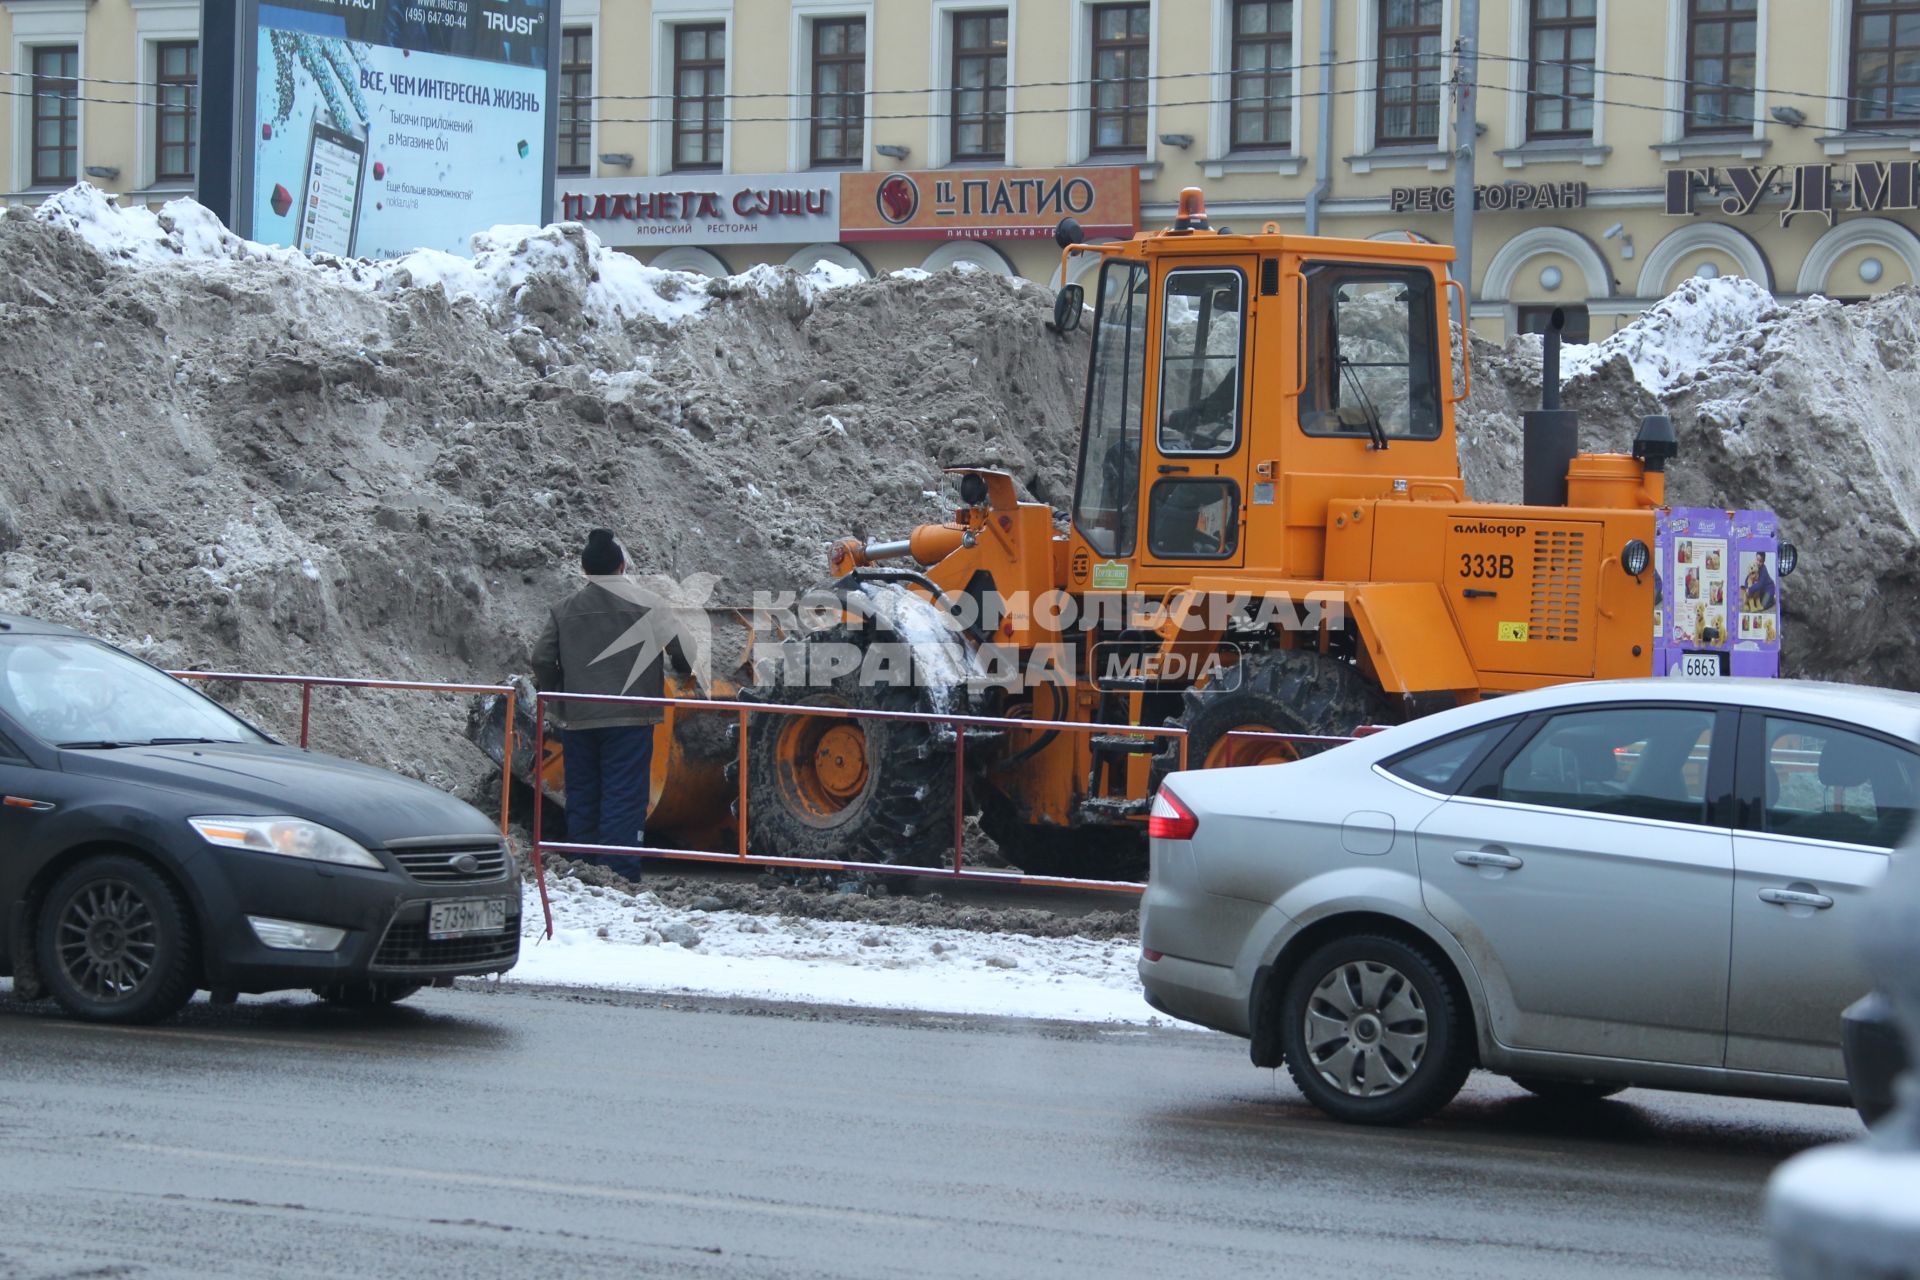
[1142,948,1164,962]
[1148,787,1198,841]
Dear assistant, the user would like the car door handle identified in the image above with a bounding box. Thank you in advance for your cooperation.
[1758,888,1834,910]
[1454,850,1524,870]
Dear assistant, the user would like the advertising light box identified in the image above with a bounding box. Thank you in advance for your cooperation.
[228,0,558,259]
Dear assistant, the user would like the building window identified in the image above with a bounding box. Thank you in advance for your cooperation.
[1526,0,1595,138]
[1377,0,1444,146]
[951,9,1009,161]
[1090,3,1151,154]
[31,45,80,186]
[558,28,593,175]
[1851,0,1920,128]
[672,23,726,171]
[154,41,199,183]
[1684,0,1757,134]
[1516,303,1591,344]
[810,17,866,167]
[1230,0,1293,150]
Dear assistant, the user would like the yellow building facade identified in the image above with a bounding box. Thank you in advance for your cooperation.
[7,0,1920,339]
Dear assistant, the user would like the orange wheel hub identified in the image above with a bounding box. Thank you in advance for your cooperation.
[1204,723,1301,770]
[774,712,873,819]
[812,724,869,800]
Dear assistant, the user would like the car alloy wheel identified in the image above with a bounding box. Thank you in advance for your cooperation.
[37,854,198,1025]
[1302,959,1430,1098]
[56,878,160,1002]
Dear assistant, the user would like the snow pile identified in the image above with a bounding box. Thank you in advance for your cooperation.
[0,184,1085,788]
[1459,278,1920,690]
[1558,275,1786,396]
[506,871,1162,1024]
[30,183,305,268]
[723,258,870,306]
[387,222,712,330]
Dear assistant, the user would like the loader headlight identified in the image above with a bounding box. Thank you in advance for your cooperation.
[1778,542,1798,576]
[1621,539,1651,578]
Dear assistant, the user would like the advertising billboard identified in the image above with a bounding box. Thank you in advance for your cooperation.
[1654,506,1782,679]
[227,0,557,259]
[840,167,1139,242]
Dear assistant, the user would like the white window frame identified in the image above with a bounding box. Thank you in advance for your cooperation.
[1657,0,1771,158]
[1818,0,1920,152]
[558,0,601,180]
[130,0,201,194]
[928,0,1019,169]
[1205,0,1305,171]
[1351,0,1454,170]
[1067,0,1159,168]
[6,0,89,195]
[788,0,875,172]
[1502,0,1608,149]
[651,1,734,177]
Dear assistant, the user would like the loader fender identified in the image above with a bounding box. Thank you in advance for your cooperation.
[1344,583,1478,696]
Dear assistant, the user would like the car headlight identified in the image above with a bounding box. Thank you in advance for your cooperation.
[189,816,384,869]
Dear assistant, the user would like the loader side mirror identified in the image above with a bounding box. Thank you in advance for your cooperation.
[1055,217,1086,249]
[1051,285,1085,334]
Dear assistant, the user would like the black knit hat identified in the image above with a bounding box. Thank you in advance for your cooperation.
[581,528,625,575]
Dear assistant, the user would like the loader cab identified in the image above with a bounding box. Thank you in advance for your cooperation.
[1067,215,1464,592]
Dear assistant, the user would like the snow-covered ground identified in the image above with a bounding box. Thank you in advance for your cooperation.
[502,872,1171,1026]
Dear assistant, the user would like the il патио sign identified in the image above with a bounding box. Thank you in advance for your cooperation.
[1665,161,1920,227]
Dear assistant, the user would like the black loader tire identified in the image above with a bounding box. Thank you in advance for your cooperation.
[36,854,199,1025]
[313,982,424,1008]
[1510,1076,1628,1104]
[977,789,1147,881]
[1162,648,1389,776]
[1279,933,1474,1126]
[744,629,957,867]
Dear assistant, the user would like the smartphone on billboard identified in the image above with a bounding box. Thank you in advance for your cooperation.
[296,121,367,258]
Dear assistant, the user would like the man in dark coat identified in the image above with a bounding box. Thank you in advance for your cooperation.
[530,529,688,875]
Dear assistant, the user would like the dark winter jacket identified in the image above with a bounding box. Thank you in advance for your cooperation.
[530,580,689,729]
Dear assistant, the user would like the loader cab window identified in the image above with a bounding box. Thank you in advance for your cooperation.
[1147,477,1240,559]
[1074,258,1150,557]
[1157,268,1244,455]
[1298,264,1441,442]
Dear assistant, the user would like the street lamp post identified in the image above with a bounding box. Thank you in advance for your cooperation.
[1766,840,1920,1278]
[1450,0,1479,335]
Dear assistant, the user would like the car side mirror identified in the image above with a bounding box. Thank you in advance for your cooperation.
[1050,285,1085,334]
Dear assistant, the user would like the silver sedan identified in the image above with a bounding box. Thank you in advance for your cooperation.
[1140,678,1919,1125]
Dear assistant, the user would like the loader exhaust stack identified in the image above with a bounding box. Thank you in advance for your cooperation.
[1522,307,1580,508]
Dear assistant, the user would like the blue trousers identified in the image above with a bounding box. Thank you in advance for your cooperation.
[559,725,654,878]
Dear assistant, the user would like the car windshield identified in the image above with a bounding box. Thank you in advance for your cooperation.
[0,635,260,748]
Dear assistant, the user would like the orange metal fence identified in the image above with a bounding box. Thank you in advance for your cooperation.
[159,669,1376,943]
[529,689,1195,937]
[168,669,517,837]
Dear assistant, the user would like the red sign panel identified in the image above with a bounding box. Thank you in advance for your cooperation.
[840,167,1139,242]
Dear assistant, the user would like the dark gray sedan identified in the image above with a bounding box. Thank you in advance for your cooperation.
[1141,678,1918,1125]
[0,614,520,1023]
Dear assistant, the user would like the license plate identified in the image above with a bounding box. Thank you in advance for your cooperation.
[428,898,509,940]
[1680,652,1724,677]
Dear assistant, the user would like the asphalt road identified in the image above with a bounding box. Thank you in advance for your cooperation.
[0,984,1859,1280]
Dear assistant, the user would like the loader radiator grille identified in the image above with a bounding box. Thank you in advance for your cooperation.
[1529,530,1586,642]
